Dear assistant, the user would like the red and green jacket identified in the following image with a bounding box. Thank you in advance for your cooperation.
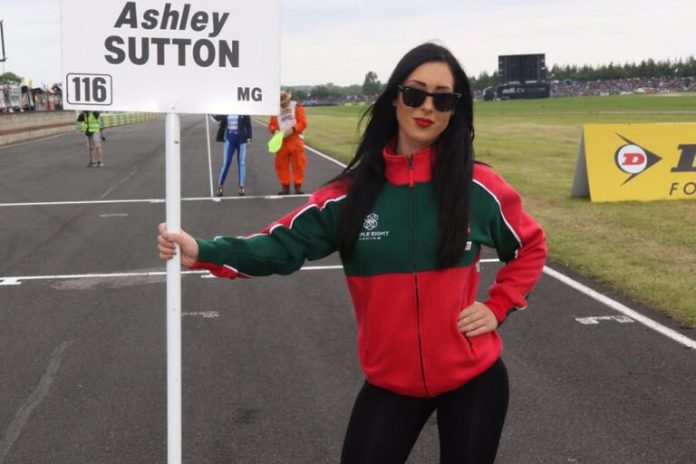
[193,145,547,397]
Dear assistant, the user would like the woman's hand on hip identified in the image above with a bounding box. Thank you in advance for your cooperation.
[157,223,199,268]
[457,302,498,337]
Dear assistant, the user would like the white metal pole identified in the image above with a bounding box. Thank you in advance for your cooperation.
[205,115,214,198]
[165,113,182,464]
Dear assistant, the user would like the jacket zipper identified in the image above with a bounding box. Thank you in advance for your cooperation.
[408,154,430,397]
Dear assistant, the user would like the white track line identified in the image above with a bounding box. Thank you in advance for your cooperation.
[0,261,506,285]
[0,194,310,208]
[304,144,348,168]
[0,266,343,285]
[543,266,696,349]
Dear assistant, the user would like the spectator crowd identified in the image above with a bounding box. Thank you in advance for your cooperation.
[473,76,695,100]
[549,76,696,97]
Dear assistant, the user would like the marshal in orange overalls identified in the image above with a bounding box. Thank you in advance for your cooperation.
[268,92,308,194]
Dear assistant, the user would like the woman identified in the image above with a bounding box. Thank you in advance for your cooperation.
[213,114,252,196]
[158,43,547,463]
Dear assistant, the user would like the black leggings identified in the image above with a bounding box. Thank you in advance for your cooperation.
[340,358,509,464]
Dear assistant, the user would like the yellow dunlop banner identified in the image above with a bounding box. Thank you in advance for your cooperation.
[571,123,696,202]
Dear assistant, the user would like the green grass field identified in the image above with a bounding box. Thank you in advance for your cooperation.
[300,94,696,326]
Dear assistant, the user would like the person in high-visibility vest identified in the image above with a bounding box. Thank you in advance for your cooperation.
[76,111,104,167]
[268,91,308,194]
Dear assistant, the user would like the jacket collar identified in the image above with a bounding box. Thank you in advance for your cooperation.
[382,144,434,186]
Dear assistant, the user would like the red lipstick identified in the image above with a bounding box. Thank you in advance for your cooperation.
[414,118,433,128]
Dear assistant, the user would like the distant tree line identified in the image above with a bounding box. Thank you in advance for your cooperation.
[288,82,364,102]
[0,72,23,85]
[469,56,696,90]
[285,71,384,102]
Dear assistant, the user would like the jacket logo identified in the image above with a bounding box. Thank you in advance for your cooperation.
[360,213,390,241]
[363,213,379,230]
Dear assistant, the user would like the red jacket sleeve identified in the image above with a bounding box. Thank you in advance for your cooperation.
[476,168,547,323]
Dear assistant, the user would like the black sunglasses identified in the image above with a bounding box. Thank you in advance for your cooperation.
[398,85,461,112]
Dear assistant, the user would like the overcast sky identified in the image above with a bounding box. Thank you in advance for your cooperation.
[1,0,694,87]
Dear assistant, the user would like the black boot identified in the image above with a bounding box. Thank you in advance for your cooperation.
[278,184,290,195]
[294,183,304,194]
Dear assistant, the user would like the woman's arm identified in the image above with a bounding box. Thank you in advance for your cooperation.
[157,184,347,279]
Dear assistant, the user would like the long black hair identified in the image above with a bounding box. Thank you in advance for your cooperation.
[333,42,475,269]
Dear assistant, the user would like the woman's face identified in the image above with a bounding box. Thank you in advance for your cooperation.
[394,61,456,155]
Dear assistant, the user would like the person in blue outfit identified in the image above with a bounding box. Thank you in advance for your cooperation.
[213,114,253,196]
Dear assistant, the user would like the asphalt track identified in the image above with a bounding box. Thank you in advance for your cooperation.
[0,115,694,464]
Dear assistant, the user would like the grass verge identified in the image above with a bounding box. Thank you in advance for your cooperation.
[301,95,696,326]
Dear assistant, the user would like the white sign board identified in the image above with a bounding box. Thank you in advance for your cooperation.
[60,0,279,114]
